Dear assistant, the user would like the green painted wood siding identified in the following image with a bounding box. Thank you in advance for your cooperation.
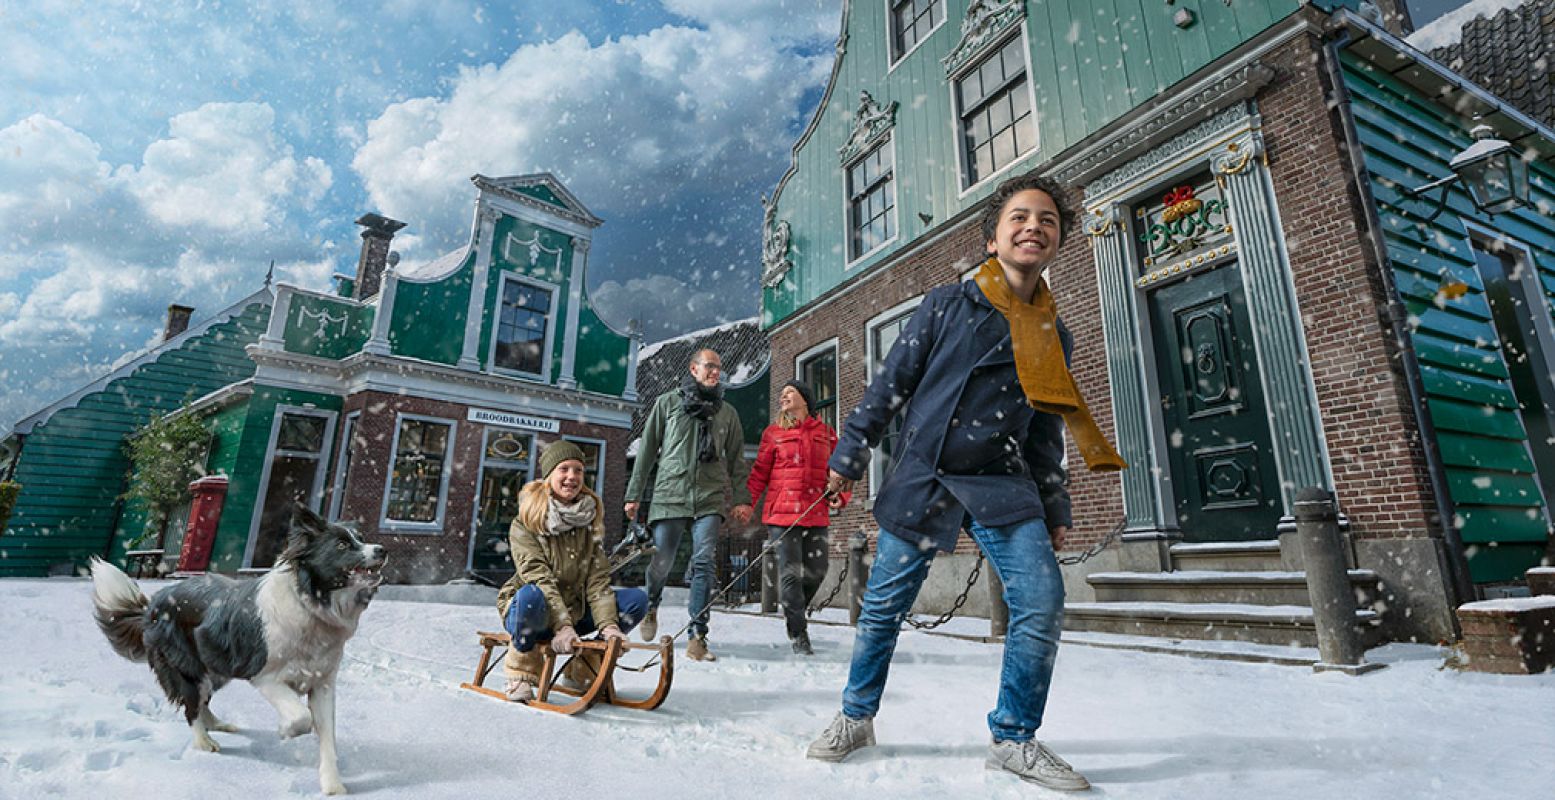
[0,302,270,577]
[283,293,373,359]
[390,254,473,365]
[208,385,342,572]
[1342,51,1555,583]
[575,304,632,395]
[763,0,1301,324]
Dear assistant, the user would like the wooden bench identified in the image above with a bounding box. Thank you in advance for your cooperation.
[460,630,675,715]
[124,549,165,579]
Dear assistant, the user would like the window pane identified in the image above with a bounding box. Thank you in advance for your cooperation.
[277,413,325,453]
[496,279,552,374]
[800,349,838,430]
[387,418,451,523]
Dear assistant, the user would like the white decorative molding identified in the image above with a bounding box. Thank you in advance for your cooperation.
[1084,203,1126,238]
[1211,130,1264,176]
[471,173,603,230]
[296,305,349,338]
[363,266,397,356]
[838,90,898,164]
[558,236,589,390]
[1079,103,1257,206]
[760,196,793,288]
[504,231,565,272]
[459,211,499,371]
[941,0,1025,76]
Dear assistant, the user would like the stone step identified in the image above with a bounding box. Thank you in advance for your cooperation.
[1169,540,1283,572]
[1087,569,1380,607]
[1063,601,1384,648]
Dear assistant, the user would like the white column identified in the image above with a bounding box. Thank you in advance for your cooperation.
[622,329,641,402]
[458,206,500,371]
[557,236,589,389]
[362,269,397,356]
[258,285,293,351]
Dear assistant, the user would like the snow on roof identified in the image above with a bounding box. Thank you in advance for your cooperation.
[636,317,760,362]
[1407,0,1531,51]
[396,245,470,282]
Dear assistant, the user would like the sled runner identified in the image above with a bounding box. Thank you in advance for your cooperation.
[460,630,675,715]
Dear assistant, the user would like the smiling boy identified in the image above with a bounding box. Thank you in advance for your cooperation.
[807,174,1125,791]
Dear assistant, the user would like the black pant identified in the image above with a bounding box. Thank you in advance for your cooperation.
[769,525,830,638]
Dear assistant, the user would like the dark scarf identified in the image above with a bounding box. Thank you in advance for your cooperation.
[679,372,724,463]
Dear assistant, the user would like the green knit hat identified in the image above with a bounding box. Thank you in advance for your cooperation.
[539,440,586,479]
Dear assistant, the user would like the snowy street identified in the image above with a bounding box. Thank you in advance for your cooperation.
[2,577,1551,799]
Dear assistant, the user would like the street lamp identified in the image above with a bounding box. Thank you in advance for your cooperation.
[1405,124,1531,222]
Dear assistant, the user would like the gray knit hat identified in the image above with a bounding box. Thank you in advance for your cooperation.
[539,440,586,479]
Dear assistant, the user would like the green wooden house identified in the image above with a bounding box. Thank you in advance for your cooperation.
[3,173,642,585]
[760,0,1554,645]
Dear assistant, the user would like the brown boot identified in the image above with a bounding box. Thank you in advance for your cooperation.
[559,650,604,691]
[686,635,718,662]
[640,608,658,642]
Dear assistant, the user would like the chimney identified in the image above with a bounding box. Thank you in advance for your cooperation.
[353,213,407,300]
[163,304,194,341]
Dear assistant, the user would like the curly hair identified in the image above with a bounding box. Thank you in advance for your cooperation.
[978,174,1078,249]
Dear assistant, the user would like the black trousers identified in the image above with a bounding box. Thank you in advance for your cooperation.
[769,525,830,638]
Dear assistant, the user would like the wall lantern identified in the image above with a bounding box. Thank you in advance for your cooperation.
[1406,124,1531,222]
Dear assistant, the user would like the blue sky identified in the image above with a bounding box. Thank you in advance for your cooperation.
[0,0,840,436]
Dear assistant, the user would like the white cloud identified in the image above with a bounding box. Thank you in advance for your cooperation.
[351,17,834,260]
[126,102,332,231]
[0,114,112,226]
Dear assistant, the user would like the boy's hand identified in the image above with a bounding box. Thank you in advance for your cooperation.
[1051,526,1070,551]
[826,470,854,497]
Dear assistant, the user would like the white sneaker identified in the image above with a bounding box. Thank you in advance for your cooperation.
[986,738,1091,791]
[805,712,875,762]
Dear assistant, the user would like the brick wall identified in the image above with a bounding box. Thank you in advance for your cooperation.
[331,390,629,584]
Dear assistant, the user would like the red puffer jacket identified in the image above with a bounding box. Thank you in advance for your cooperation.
[748,415,851,527]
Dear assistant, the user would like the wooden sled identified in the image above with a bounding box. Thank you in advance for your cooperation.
[459,630,675,715]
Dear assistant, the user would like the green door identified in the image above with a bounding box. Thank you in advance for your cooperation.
[1149,263,1283,541]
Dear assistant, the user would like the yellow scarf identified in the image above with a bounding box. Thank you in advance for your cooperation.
[974,258,1127,472]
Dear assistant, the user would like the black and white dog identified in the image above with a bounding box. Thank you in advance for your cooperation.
[90,504,386,795]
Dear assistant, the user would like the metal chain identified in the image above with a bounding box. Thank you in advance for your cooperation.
[805,553,848,617]
[1056,519,1127,566]
[903,551,984,630]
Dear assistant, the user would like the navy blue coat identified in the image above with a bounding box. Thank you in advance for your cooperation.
[829,279,1072,552]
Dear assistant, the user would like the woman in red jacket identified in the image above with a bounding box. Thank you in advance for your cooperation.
[747,380,850,654]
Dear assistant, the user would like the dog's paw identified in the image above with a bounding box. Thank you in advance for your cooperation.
[192,733,221,753]
[321,775,348,795]
[278,714,314,739]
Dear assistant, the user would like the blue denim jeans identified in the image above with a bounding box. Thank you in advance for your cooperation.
[504,584,649,652]
[841,518,1065,742]
[644,514,721,639]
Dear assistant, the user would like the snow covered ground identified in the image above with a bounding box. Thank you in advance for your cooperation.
[2,577,1551,799]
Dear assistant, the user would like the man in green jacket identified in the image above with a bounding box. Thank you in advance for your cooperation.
[624,347,753,662]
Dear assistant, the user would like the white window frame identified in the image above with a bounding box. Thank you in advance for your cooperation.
[843,134,901,269]
[794,338,841,432]
[885,0,947,72]
[864,297,924,502]
[488,270,560,383]
[562,434,608,496]
[243,404,338,568]
[327,410,361,521]
[950,25,1040,197]
[379,412,459,534]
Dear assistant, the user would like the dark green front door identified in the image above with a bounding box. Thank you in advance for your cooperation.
[1149,263,1282,541]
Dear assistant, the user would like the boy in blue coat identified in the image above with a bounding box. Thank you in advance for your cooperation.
[806,174,1125,791]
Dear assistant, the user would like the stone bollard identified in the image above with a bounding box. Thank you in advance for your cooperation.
[1294,487,1384,675]
[760,546,779,614]
[988,562,1008,638]
[849,530,871,625]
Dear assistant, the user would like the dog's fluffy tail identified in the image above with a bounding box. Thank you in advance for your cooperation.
[90,557,150,662]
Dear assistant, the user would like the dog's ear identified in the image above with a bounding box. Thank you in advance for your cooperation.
[290,501,328,537]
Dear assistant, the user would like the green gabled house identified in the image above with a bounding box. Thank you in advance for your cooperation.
[760,0,1555,645]
[3,173,642,584]
[0,294,272,577]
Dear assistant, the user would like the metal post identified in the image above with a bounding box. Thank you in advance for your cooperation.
[760,546,779,614]
[848,530,870,625]
[988,563,1008,638]
[1294,487,1385,675]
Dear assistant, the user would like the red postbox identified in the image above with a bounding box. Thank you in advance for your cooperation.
[176,475,230,575]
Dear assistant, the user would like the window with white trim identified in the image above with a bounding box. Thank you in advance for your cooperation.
[955,35,1035,187]
[890,0,944,62]
[796,343,839,431]
[327,411,361,521]
[384,415,455,526]
[562,436,606,495]
[867,299,922,496]
[847,139,896,261]
[494,276,554,377]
